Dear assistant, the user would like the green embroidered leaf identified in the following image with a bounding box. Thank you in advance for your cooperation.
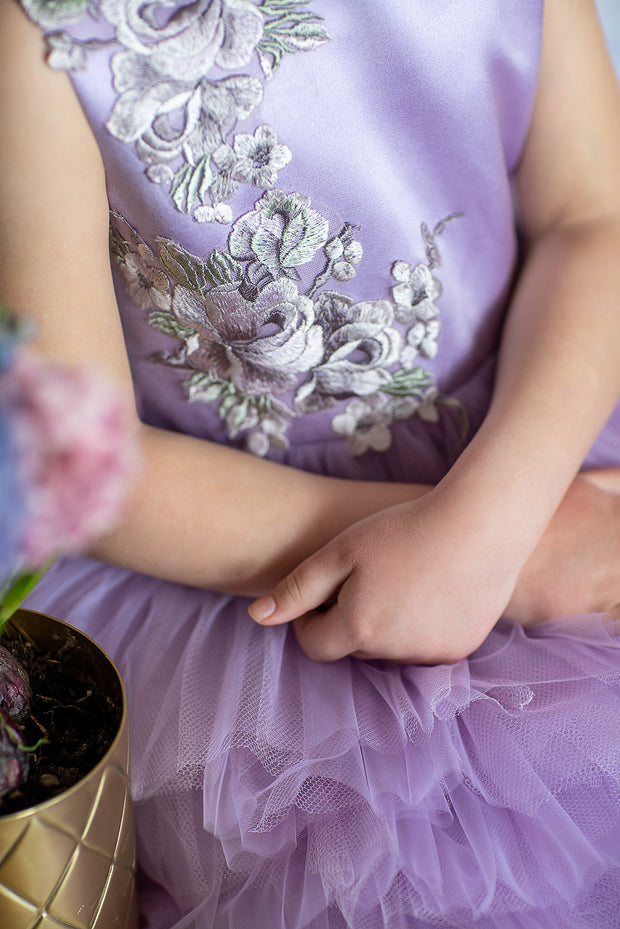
[257,0,327,76]
[267,16,329,52]
[186,373,226,403]
[227,398,250,436]
[158,239,208,293]
[170,158,213,214]
[205,250,243,286]
[219,392,240,418]
[381,367,436,397]
[259,0,312,13]
[257,41,284,77]
[170,164,191,212]
[109,227,131,263]
[148,310,195,342]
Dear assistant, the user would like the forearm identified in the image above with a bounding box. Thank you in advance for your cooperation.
[440,218,620,569]
[91,423,428,595]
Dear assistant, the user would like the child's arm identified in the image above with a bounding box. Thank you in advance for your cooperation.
[3,0,620,626]
[0,0,428,594]
[249,0,620,661]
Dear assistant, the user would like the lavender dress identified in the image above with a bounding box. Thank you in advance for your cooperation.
[19,1,620,926]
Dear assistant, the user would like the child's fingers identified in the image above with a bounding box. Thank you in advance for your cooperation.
[248,546,350,626]
[293,605,356,662]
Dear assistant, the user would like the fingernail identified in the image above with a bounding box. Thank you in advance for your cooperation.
[249,595,276,623]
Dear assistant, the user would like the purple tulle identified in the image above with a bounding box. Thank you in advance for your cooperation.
[26,557,620,929]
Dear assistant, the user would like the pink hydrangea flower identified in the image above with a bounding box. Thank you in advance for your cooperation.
[4,352,135,570]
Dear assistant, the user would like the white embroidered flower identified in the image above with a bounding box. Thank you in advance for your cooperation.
[416,387,441,423]
[401,320,441,365]
[232,125,292,187]
[246,411,290,456]
[109,54,263,168]
[146,164,174,186]
[229,190,329,279]
[245,430,270,457]
[172,278,324,394]
[343,240,363,263]
[119,253,171,311]
[193,203,233,224]
[100,0,264,82]
[46,30,88,70]
[391,261,442,324]
[295,293,401,412]
[331,396,394,456]
[332,261,356,282]
[324,237,344,260]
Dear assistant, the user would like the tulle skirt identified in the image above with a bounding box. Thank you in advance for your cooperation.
[24,389,620,928]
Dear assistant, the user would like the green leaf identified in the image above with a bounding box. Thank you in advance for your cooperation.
[219,393,239,417]
[170,158,214,214]
[267,17,328,51]
[381,367,436,397]
[205,250,243,286]
[170,163,192,212]
[227,398,250,436]
[109,228,131,263]
[0,566,51,636]
[148,310,195,341]
[158,239,208,293]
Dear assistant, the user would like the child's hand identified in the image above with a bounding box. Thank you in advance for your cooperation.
[506,469,620,624]
[249,488,522,664]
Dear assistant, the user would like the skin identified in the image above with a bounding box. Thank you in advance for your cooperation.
[1,0,620,662]
[248,0,620,661]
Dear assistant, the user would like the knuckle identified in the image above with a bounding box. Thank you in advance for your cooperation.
[283,570,305,608]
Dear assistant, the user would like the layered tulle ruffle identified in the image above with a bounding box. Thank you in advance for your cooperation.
[26,554,620,929]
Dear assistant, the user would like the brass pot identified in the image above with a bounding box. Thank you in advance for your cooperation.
[0,609,137,929]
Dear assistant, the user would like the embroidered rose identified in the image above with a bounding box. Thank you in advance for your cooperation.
[100,0,263,82]
[172,277,324,394]
[111,206,462,456]
[229,190,329,282]
[295,293,401,412]
[31,0,326,221]
[108,53,263,168]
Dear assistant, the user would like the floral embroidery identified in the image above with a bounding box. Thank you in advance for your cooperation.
[110,201,464,456]
[26,0,329,223]
[24,0,466,456]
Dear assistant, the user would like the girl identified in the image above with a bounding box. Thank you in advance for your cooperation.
[2,0,620,925]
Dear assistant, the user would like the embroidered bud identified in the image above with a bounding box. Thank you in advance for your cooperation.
[343,240,363,264]
[147,164,174,187]
[213,203,233,225]
[324,237,344,260]
[332,260,356,282]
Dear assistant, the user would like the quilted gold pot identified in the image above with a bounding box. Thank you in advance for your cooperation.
[0,609,137,929]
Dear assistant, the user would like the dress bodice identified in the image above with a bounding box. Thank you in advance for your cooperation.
[20,0,544,460]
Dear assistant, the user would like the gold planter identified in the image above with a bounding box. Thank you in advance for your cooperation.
[0,610,137,929]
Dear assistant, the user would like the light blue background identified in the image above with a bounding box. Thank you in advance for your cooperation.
[597,0,620,80]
